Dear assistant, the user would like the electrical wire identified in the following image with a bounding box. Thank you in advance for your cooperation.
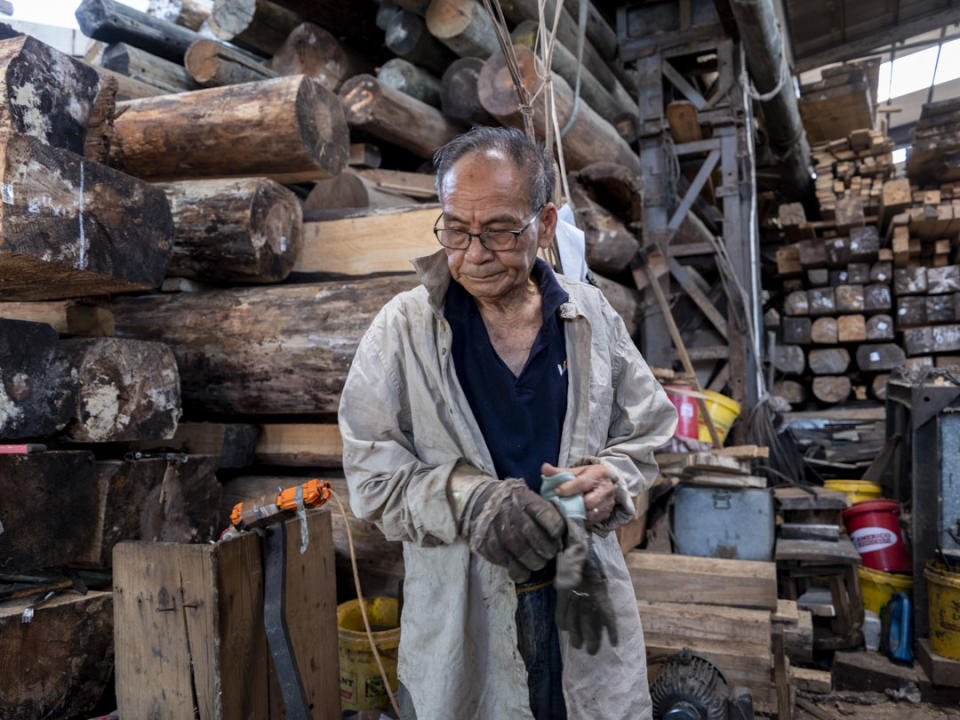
[328,488,401,718]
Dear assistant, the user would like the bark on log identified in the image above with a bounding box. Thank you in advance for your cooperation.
[856,343,906,372]
[0,451,98,570]
[266,22,372,92]
[0,134,173,301]
[61,338,181,443]
[102,42,197,93]
[76,0,202,63]
[385,9,457,77]
[593,273,642,339]
[810,317,838,344]
[339,74,461,160]
[0,591,114,720]
[0,319,77,440]
[110,75,349,183]
[147,0,213,30]
[772,379,806,405]
[378,57,442,107]
[866,314,894,341]
[184,38,275,87]
[440,56,495,124]
[425,0,500,59]
[808,348,850,375]
[782,316,811,345]
[568,183,640,276]
[207,0,302,55]
[773,345,805,375]
[261,0,381,45]
[572,162,644,224]
[0,34,101,155]
[110,275,418,414]
[510,20,634,126]
[303,173,415,212]
[812,376,851,404]
[478,46,642,175]
[837,314,866,343]
[161,177,302,283]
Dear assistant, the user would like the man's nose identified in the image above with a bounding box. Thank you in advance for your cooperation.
[464,234,493,262]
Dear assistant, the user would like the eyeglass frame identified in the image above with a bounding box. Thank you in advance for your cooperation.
[433,204,545,252]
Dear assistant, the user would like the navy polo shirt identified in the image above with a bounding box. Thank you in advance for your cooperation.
[444,258,569,493]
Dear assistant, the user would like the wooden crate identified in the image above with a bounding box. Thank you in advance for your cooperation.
[114,509,339,719]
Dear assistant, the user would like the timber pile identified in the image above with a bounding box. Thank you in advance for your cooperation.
[907,98,960,185]
[799,62,877,145]
[626,551,808,714]
[810,128,895,220]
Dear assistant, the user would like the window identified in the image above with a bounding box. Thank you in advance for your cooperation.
[877,47,940,102]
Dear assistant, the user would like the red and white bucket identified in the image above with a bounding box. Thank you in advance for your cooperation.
[664,385,699,440]
[843,499,911,573]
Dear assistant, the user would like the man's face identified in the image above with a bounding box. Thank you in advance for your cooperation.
[439,148,557,302]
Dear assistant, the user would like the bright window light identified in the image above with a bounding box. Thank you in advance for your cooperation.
[933,38,960,85]
[877,46,940,102]
[892,147,907,164]
[9,0,148,29]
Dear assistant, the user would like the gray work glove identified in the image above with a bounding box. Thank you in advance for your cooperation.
[554,517,619,655]
[460,478,566,582]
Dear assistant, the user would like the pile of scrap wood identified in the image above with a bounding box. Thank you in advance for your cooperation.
[799,62,878,145]
[627,551,815,715]
[907,98,960,185]
[810,128,895,220]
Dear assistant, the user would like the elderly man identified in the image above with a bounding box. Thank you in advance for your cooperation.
[339,126,677,720]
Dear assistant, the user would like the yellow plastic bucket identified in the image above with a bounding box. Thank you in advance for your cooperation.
[925,560,960,661]
[858,566,913,615]
[338,597,400,711]
[824,479,882,505]
[697,390,741,445]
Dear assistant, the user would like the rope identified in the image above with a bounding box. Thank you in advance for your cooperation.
[746,45,789,102]
[560,0,588,137]
[328,488,400,717]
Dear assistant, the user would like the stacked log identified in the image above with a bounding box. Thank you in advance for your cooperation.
[907,98,960,185]
[770,121,960,406]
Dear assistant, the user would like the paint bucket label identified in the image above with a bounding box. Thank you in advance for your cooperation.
[851,526,898,554]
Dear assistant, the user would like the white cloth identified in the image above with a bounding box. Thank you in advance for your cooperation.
[338,250,678,720]
[555,203,589,282]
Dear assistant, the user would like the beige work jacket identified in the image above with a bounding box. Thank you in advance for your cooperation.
[338,250,678,720]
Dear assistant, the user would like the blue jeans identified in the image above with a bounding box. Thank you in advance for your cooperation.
[515,583,566,720]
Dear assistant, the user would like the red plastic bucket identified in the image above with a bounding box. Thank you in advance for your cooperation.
[843,499,911,573]
[664,385,699,440]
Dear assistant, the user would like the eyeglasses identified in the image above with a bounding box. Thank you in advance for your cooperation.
[433,205,544,252]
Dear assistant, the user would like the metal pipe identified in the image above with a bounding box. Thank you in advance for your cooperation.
[728,0,813,202]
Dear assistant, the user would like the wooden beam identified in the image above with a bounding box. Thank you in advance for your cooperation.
[626,551,778,610]
[255,423,342,466]
[293,205,439,276]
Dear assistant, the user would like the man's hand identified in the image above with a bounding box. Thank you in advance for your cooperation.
[541,462,616,530]
[461,478,566,582]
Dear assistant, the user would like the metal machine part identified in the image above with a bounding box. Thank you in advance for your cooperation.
[650,648,754,720]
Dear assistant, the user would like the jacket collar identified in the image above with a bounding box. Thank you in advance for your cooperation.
[411,249,585,320]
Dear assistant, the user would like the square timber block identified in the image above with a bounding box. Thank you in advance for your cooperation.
[113,510,339,720]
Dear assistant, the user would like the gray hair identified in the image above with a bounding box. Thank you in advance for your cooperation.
[432,126,555,212]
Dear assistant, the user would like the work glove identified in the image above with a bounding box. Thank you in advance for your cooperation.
[541,470,619,656]
[460,478,566,582]
[555,518,619,655]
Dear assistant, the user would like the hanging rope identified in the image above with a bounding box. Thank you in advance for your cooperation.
[560,0,588,137]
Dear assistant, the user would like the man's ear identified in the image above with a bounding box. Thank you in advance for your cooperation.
[537,203,559,249]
